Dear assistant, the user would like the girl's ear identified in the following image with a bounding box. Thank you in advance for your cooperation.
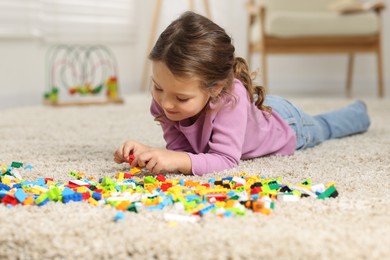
[211,81,225,98]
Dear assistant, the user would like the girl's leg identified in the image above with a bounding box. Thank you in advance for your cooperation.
[265,96,370,150]
[313,100,370,139]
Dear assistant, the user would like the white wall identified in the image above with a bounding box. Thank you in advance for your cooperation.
[0,0,389,109]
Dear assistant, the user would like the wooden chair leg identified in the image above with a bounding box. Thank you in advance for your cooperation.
[189,0,195,11]
[377,43,384,97]
[203,0,211,18]
[141,0,211,91]
[346,53,354,97]
[141,0,162,91]
[261,52,268,92]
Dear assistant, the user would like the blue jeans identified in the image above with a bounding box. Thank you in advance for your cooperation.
[264,96,371,150]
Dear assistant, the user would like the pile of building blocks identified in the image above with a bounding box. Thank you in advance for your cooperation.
[1,162,338,220]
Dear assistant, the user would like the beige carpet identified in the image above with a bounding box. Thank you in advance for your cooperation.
[0,94,389,259]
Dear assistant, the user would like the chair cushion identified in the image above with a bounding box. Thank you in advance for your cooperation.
[264,0,333,12]
[251,10,379,41]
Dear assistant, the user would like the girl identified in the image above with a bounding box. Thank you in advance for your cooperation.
[114,11,370,176]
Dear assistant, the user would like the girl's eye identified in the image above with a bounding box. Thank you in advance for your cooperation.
[153,85,162,91]
[177,97,190,102]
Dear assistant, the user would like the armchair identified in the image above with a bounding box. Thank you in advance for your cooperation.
[247,0,385,97]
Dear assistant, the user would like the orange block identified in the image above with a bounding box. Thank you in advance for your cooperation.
[252,201,265,213]
[22,196,34,206]
[259,208,272,215]
[116,201,131,211]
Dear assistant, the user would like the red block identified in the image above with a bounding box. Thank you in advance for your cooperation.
[45,178,54,184]
[123,173,133,179]
[82,192,91,200]
[156,175,166,182]
[2,195,19,206]
[250,186,262,195]
[160,183,172,192]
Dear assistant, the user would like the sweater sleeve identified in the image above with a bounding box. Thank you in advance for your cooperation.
[188,92,249,176]
[150,99,194,152]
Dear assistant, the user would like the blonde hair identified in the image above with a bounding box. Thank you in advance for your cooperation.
[149,11,271,115]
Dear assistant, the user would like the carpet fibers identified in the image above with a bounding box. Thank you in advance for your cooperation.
[0,94,389,259]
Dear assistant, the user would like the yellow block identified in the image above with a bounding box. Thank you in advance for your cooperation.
[117,172,125,181]
[1,177,11,185]
[88,197,98,206]
[30,185,48,195]
[130,167,142,175]
[76,186,87,193]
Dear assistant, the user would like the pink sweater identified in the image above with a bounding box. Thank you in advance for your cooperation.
[150,79,296,176]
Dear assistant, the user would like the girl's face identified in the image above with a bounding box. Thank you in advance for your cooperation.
[151,61,211,122]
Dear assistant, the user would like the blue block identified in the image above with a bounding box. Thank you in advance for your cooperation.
[198,204,216,216]
[24,165,33,170]
[37,178,46,186]
[146,204,164,210]
[37,198,49,206]
[62,187,75,196]
[223,210,233,217]
[14,189,27,203]
[92,192,102,200]
[62,192,82,203]
[114,211,125,221]
[160,196,173,207]
[185,194,201,202]
[226,191,235,197]
[0,183,11,191]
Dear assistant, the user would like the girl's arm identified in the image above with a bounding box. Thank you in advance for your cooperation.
[150,99,194,152]
[187,84,250,176]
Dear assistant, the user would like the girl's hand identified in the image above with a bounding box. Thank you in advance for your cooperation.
[113,140,150,165]
[136,148,192,175]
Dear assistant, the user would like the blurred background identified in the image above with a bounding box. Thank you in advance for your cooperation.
[0,0,388,110]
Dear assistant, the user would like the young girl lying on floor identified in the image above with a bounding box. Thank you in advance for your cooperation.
[114,11,370,176]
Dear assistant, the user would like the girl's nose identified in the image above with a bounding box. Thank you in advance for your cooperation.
[161,97,174,110]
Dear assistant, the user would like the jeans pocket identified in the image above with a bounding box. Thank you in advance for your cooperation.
[284,116,304,149]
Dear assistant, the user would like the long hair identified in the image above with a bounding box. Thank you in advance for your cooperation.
[149,11,270,113]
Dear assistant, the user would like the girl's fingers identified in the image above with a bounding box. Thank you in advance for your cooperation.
[145,156,159,174]
[123,142,134,161]
[128,154,135,164]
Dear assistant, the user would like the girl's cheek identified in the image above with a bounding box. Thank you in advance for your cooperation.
[152,92,161,104]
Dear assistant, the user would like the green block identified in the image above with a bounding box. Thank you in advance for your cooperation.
[235,186,245,192]
[268,180,279,190]
[144,176,158,184]
[47,187,62,201]
[301,179,312,186]
[2,171,12,176]
[228,195,240,200]
[292,190,301,197]
[228,207,246,216]
[318,185,338,200]
[69,171,78,178]
[127,203,138,213]
[101,176,115,186]
[11,162,23,168]
[261,184,270,194]
[35,193,48,205]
